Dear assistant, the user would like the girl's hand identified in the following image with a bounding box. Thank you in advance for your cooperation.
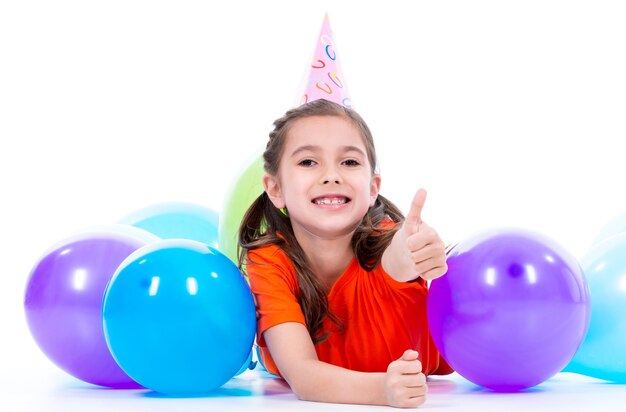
[398,189,447,280]
[385,349,427,408]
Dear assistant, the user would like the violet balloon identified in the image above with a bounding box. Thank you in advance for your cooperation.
[24,229,157,388]
[427,228,591,391]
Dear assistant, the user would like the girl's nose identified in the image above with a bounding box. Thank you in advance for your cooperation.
[321,170,341,184]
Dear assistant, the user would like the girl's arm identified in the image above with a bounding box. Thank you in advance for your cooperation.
[264,322,427,408]
[382,189,448,282]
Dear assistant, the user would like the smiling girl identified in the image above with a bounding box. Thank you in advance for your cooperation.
[239,99,452,408]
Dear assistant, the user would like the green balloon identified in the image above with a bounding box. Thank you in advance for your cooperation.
[218,154,265,268]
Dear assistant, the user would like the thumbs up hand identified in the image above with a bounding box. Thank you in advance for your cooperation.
[382,189,448,281]
[403,188,427,238]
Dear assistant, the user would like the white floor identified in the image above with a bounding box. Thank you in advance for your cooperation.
[4,346,625,412]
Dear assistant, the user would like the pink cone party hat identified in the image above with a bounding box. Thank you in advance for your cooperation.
[296,13,352,108]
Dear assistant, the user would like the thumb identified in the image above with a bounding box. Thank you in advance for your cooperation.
[401,349,420,361]
[405,189,427,232]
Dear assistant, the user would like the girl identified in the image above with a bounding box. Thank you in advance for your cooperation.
[239,99,452,408]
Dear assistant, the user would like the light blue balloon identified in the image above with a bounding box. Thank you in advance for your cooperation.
[565,233,626,382]
[119,202,219,248]
[591,209,626,246]
[102,239,256,395]
[71,223,161,244]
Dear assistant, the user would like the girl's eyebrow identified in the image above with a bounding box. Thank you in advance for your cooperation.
[290,145,366,157]
[290,145,320,157]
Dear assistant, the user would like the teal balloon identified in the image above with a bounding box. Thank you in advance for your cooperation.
[102,239,256,395]
[565,233,626,382]
[218,154,264,266]
[591,210,626,246]
[255,344,267,372]
[120,202,219,248]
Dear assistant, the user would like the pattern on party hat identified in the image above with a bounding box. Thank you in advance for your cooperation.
[297,13,352,108]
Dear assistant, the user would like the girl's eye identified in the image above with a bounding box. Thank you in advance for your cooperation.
[298,159,316,167]
[342,159,360,167]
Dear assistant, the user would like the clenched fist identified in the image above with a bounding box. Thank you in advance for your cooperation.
[385,349,427,408]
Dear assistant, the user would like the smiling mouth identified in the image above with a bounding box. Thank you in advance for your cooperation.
[312,197,351,205]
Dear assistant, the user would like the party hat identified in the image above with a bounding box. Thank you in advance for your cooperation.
[296,13,352,108]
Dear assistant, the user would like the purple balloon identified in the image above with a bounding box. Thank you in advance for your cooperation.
[427,228,590,391]
[24,230,156,388]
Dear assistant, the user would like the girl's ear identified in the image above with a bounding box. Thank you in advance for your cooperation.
[263,173,286,209]
[370,174,381,206]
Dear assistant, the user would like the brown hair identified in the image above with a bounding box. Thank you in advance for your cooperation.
[238,99,404,343]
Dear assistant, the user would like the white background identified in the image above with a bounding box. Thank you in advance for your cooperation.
[1,1,625,410]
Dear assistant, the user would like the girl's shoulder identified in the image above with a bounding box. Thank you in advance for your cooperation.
[248,242,284,260]
[247,242,292,271]
[246,243,300,292]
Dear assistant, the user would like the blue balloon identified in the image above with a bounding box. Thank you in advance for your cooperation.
[102,239,256,395]
[119,202,219,248]
[565,232,626,382]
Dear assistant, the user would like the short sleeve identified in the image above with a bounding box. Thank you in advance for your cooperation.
[246,246,306,346]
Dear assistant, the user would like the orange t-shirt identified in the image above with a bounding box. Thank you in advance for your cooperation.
[246,242,453,378]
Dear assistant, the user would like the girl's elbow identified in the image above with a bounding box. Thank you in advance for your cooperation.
[286,378,315,402]
[290,383,312,401]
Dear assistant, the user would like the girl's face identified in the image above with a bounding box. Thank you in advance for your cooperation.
[264,115,380,242]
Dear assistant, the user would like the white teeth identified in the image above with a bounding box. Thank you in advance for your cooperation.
[315,198,346,205]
